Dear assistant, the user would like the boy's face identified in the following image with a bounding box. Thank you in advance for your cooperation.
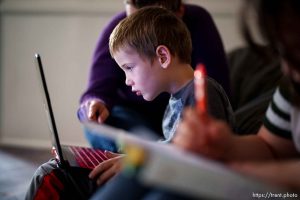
[113,45,165,101]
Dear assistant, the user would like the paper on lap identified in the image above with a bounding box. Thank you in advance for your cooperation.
[83,122,283,199]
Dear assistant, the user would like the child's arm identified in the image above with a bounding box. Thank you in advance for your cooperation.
[173,107,298,162]
[89,152,125,185]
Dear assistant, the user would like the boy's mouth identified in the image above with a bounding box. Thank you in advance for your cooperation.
[132,89,142,96]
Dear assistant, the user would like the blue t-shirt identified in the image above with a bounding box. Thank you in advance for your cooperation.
[163,78,234,142]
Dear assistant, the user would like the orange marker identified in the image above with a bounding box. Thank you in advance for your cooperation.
[194,64,207,114]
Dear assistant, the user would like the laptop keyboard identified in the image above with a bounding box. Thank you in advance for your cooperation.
[70,146,108,169]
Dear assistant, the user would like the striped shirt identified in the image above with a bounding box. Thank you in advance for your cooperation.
[264,80,300,152]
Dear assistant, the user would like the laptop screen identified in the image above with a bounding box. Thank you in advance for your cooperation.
[34,53,67,167]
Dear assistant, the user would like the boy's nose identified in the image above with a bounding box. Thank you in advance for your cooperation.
[125,78,133,86]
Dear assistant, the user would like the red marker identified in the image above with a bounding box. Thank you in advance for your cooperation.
[194,64,207,114]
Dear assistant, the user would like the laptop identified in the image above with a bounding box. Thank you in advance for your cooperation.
[34,53,108,170]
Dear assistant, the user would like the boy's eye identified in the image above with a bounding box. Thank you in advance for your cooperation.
[124,65,134,71]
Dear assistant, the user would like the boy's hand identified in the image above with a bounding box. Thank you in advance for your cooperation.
[85,99,109,123]
[173,107,233,161]
[89,151,125,185]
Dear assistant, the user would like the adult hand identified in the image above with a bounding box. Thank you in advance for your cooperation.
[173,107,234,161]
[85,99,110,123]
[89,151,125,185]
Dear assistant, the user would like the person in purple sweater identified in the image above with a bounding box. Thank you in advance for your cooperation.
[78,0,230,152]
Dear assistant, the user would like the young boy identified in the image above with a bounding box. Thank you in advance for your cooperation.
[26,6,234,199]
[89,6,235,199]
[88,5,234,185]
[79,0,230,152]
[107,5,234,143]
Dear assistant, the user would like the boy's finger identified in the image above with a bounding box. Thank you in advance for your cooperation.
[89,160,111,178]
[104,151,120,158]
[96,167,116,185]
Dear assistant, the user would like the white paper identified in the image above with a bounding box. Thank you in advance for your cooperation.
[84,122,282,199]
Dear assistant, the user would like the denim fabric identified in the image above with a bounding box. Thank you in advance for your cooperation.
[83,106,161,152]
[90,173,150,200]
[84,128,118,152]
[90,172,199,200]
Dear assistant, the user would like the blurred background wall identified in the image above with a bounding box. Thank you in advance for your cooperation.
[0,0,244,148]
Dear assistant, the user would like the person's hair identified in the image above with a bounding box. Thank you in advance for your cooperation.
[240,0,300,106]
[109,6,192,64]
[131,0,182,12]
[240,0,300,56]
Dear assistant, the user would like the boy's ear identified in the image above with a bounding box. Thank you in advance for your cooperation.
[156,45,171,69]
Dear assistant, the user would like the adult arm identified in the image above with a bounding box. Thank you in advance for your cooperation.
[173,108,299,162]
[78,12,127,122]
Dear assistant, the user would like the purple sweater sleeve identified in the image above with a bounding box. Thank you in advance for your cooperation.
[183,5,231,97]
[80,12,127,109]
